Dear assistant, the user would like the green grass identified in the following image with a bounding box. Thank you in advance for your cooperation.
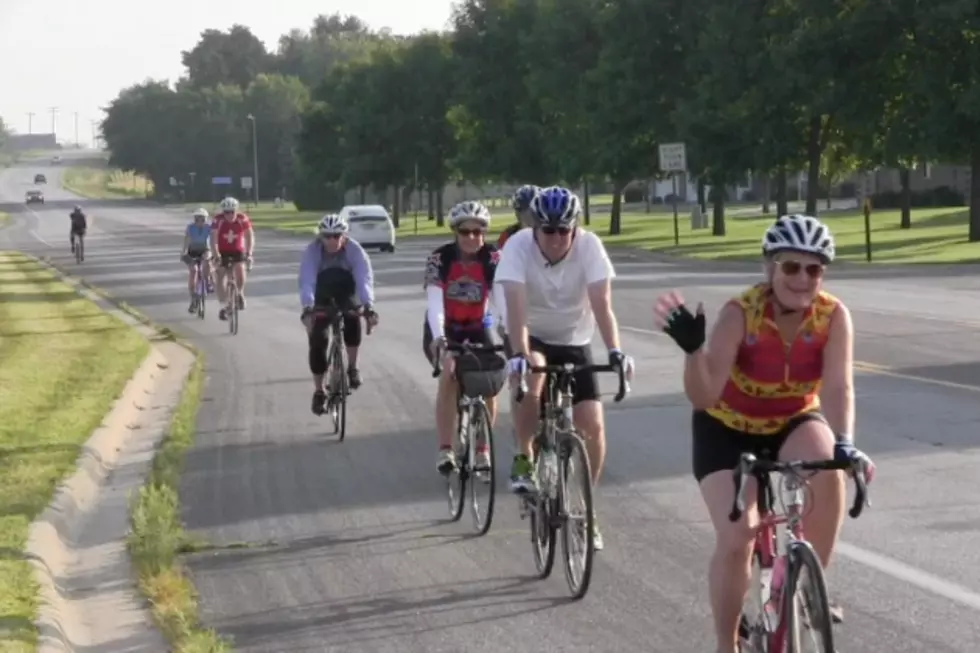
[62,167,154,199]
[0,212,9,228]
[0,252,149,653]
[126,355,232,653]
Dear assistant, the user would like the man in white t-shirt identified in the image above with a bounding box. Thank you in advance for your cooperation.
[494,185,634,551]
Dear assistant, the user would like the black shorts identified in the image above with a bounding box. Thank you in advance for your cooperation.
[182,248,210,264]
[529,336,599,405]
[691,410,828,482]
[70,226,86,236]
[218,252,246,266]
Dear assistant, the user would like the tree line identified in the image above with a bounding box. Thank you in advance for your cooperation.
[99,1,980,239]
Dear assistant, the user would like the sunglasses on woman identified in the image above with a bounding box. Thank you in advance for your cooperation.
[778,260,825,279]
[456,227,485,237]
[540,226,572,236]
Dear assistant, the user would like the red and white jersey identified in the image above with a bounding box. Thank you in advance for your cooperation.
[213,213,252,254]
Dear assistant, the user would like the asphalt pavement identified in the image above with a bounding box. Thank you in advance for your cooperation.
[2,155,980,652]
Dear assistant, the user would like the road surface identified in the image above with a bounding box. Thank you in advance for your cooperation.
[2,155,979,652]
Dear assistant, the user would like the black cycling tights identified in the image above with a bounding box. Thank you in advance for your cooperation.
[308,314,362,375]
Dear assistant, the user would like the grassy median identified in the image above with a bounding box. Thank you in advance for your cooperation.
[126,354,231,652]
[0,252,149,652]
[62,167,154,199]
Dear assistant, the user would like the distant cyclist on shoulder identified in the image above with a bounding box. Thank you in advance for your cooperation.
[180,208,214,313]
[69,205,87,258]
[299,213,379,415]
[496,184,538,250]
[496,185,635,551]
[653,214,876,653]
[211,197,254,321]
[424,200,507,475]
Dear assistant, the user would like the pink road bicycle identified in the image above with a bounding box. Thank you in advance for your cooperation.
[730,452,870,653]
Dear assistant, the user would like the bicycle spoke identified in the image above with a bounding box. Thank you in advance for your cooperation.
[783,541,835,653]
[560,434,595,599]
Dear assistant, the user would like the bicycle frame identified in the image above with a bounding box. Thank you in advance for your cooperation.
[731,453,869,651]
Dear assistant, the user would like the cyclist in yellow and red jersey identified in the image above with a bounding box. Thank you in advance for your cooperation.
[653,214,875,653]
[496,184,538,249]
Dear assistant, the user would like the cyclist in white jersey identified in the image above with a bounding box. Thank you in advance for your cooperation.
[494,185,634,551]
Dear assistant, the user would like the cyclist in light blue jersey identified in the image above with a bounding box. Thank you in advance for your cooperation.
[181,208,214,313]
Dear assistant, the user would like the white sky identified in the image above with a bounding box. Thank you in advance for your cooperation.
[0,0,455,145]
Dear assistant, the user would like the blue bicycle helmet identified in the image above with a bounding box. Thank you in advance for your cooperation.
[511,184,539,212]
[529,186,581,227]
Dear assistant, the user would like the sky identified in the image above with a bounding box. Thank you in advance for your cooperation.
[0,0,455,145]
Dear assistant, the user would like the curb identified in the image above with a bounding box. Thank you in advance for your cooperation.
[23,254,195,652]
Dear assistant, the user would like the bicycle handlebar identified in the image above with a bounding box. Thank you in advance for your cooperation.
[728,452,870,523]
[431,341,508,378]
[514,361,628,404]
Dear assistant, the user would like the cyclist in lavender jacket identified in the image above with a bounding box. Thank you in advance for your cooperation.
[298,213,379,415]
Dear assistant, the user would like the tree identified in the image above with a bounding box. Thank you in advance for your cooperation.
[244,73,310,199]
[449,0,550,183]
[0,115,9,150]
[589,0,690,234]
[181,25,271,89]
[273,14,383,87]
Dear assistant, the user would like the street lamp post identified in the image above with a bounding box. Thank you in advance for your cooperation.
[246,114,260,205]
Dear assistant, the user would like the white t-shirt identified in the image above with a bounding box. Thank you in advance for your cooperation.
[494,228,615,346]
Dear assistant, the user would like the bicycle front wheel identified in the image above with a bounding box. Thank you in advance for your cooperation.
[446,407,467,521]
[468,401,495,535]
[228,283,239,334]
[76,238,83,263]
[783,540,835,653]
[559,433,595,600]
[331,333,349,441]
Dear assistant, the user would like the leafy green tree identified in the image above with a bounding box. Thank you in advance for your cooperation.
[244,73,310,199]
[273,14,381,87]
[181,25,271,89]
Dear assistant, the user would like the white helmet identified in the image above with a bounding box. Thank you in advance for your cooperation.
[317,213,348,235]
[192,207,209,220]
[219,197,239,213]
[448,201,491,228]
[762,214,836,263]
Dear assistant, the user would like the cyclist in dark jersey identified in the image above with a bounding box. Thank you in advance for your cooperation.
[69,205,87,257]
[424,200,506,475]
[496,184,538,249]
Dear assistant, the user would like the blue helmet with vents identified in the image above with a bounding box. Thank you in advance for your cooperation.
[529,186,581,227]
[511,184,539,212]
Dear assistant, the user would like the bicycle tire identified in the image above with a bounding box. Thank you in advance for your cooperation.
[468,400,495,535]
[783,540,835,653]
[228,282,239,334]
[530,444,557,578]
[75,238,83,263]
[196,265,207,319]
[335,333,349,442]
[446,406,467,521]
[559,433,595,600]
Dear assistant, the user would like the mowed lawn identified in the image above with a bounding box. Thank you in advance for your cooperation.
[0,253,148,652]
[62,166,154,200]
[211,202,980,264]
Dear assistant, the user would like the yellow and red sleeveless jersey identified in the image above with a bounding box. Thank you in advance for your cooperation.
[705,284,840,435]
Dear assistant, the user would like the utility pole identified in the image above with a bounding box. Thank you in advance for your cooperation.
[74,112,79,146]
[27,112,34,134]
[49,107,58,140]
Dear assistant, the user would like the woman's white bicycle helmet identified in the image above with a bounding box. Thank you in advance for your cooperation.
[762,214,836,263]
[448,201,492,229]
[192,207,209,219]
[317,213,349,235]
[219,197,239,212]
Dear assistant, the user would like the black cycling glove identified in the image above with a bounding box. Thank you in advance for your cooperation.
[662,304,706,354]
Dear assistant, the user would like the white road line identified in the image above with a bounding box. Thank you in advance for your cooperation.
[29,229,53,247]
[836,542,980,611]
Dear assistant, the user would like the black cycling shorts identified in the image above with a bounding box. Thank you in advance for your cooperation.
[691,410,828,482]
[218,252,246,266]
[528,336,600,405]
[70,225,86,236]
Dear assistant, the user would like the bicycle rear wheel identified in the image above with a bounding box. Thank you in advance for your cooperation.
[559,433,595,600]
[783,540,835,653]
[446,407,468,521]
[75,238,83,263]
[468,400,495,535]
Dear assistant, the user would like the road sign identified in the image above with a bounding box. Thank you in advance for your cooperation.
[658,142,687,173]
[241,176,253,189]
[211,176,232,185]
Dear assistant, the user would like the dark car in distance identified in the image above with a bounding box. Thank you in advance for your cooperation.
[26,190,44,204]
[34,173,47,184]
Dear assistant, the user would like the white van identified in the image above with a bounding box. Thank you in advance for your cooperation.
[338,204,396,252]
